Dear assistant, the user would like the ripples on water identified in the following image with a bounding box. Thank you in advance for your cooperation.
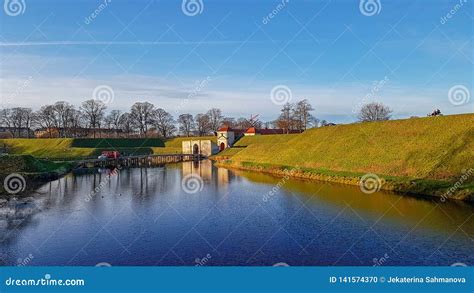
[0,160,473,266]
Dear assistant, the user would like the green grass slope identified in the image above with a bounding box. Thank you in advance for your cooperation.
[0,155,73,195]
[222,114,474,182]
[0,136,217,159]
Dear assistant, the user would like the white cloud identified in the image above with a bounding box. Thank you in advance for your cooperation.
[1,54,471,122]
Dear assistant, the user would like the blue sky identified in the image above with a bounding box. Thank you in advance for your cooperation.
[1,0,472,122]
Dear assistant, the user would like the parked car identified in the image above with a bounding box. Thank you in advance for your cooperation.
[97,154,107,160]
[100,151,121,159]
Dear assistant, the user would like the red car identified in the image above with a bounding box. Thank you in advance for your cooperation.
[99,151,121,159]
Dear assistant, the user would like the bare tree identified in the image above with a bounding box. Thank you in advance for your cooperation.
[178,113,195,136]
[69,109,84,137]
[81,99,106,138]
[35,105,56,137]
[195,113,211,136]
[130,102,155,137]
[9,107,33,137]
[275,103,294,133]
[153,108,176,138]
[293,99,314,131]
[220,117,236,128]
[53,101,74,137]
[119,112,134,137]
[358,102,392,122]
[206,108,223,132]
[105,110,122,136]
[0,108,13,128]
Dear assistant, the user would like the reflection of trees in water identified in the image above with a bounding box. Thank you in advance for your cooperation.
[0,196,47,253]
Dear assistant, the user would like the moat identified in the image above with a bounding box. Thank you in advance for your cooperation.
[1,160,472,266]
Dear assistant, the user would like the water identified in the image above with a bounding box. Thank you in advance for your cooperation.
[0,160,473,266]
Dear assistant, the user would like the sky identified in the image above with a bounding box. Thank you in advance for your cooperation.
[0,0,472,123]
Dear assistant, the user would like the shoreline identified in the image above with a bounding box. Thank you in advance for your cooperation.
[213,159,474,203]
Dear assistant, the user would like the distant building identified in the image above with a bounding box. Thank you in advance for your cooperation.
[216,126,247,151]
[216,125,301,151]
[243,127,301,136]
[0,127,34,138]
[182,140,219,157]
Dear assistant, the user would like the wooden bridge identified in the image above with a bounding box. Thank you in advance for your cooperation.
[75,154,200,169]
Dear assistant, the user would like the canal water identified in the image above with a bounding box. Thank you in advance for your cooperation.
[0,160,473,266]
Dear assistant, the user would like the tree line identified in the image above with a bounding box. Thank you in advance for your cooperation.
[0,98,320,138]
[0,98,396,138]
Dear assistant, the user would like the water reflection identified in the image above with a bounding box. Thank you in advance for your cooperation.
[0,160,472,266]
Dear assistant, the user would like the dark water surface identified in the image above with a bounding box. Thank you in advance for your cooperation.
[1,160,473,266]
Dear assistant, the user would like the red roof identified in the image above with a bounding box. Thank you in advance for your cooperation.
[217,125,246,134]
[245,128,300,135]
[217,125,231,131]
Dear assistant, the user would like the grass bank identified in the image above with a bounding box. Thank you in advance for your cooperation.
[0,155,74,195]
[213,114,474,201]
[0,136,215,160]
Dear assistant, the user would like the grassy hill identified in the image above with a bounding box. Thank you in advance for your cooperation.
[0,137,214,160]
[0,155,73,195]
[214,114,474,200]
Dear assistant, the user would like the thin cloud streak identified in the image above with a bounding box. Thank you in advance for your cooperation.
[0,40,269,47]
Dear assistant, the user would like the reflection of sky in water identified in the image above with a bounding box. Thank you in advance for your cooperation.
[0,161,473,266]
